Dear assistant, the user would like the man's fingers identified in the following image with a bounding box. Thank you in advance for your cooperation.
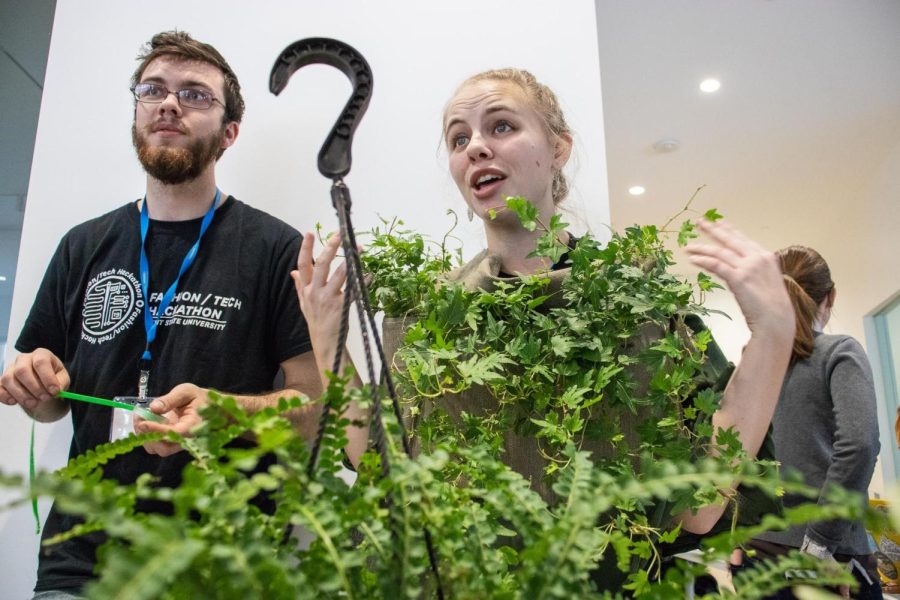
[136,419,166,434]
[0,387,15,405]
[149,397,170,414]
[11,358,48,404]
[136,410,197,444]
[1,375,40,409]
[32,351,63,396]
[142,440,183,457]
[137,411,190,430]
[163,413,200,436]
[150,383,201,414]
[0,374,19,405]
[56,367,71,392]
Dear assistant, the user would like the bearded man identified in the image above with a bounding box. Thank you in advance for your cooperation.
[0,31,363,597]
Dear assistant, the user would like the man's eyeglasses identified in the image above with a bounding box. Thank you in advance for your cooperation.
[131,82,224,110]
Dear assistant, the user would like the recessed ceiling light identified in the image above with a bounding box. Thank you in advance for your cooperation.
[628,186,646,196]
[0,276,7,281]
[700,78,721,93]
[653,139,680,153]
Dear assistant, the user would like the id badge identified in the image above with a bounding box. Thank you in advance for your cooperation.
[109,397,158,442]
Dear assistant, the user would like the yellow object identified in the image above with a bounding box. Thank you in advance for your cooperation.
[870,498,900,592]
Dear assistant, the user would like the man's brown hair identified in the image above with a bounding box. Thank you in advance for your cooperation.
[131,30,245,124]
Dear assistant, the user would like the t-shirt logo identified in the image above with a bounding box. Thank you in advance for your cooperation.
[81,268,143,345]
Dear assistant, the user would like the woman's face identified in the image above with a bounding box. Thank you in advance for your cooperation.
[444,80,568,223]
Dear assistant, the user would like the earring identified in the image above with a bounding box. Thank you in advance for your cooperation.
[467,205,474,222]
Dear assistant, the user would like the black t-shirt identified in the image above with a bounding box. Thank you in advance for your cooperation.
[17,196,312,591]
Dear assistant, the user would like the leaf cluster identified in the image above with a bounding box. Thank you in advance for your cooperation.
[394,199,727,484]
[359,214,463,318]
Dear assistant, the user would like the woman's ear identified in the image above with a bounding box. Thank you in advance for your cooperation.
[553,132,573,169]
[827,286,836,308]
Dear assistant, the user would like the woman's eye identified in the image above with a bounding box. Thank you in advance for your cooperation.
[453,134,469,148]
[494,121,513,134]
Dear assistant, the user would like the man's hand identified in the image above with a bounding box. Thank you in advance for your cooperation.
[0,348,70,422]
[135,383,209,457]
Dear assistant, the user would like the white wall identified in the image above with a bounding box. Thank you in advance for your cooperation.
[0,1,608,595]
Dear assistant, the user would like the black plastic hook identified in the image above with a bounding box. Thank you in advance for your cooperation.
[270,37,373,180]
[269,38,444,597]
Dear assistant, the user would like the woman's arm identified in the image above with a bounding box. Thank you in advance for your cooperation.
[292,231,369,467]
[680,220,795,533]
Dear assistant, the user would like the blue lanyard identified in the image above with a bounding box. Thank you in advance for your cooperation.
[138,189,220,396]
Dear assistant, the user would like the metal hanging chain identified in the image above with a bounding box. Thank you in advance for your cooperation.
[270,38,443,598]
[330,181,391,473]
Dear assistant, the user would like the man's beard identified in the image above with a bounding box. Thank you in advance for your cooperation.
[132,122,225,185]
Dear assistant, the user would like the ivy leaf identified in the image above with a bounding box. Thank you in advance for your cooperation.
[695,421,714,438]
[714,426,747,463]
[693,389,721,416]
[697,271,723,292]
[559,386,589,410]
[623,569,651,594]
[650,333,683,358]
[657,522,683,544]
[457,352,513,386]
[692,328,713,352]
[703,208,723,222]
[550,335,574,357]
[677,220,697,247]
[506,196,538,231]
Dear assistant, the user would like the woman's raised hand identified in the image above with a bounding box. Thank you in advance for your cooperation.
[685,220,793,338]
[292,232,348,371]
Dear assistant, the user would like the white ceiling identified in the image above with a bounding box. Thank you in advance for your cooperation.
[595,0,900,253]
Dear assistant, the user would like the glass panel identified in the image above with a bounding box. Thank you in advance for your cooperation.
[0,0,56,369]
[868,296,900,485]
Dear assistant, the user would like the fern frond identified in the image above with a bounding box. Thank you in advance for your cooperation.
[729,551,853,599]
[56,432,169,480]
[85,537,204,600]
[41,519,104,546]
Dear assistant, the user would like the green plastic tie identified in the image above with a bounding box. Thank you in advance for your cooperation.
[58,390,135,411]
[28,391,164,534]
[30,421,40,534]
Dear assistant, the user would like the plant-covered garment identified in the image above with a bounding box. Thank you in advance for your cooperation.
[389,248,666,501]
[386,245,780,544]
[16,196,312,593]
[755,333,880,555]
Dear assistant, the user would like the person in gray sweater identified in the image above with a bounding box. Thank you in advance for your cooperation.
[740,245,883,599]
